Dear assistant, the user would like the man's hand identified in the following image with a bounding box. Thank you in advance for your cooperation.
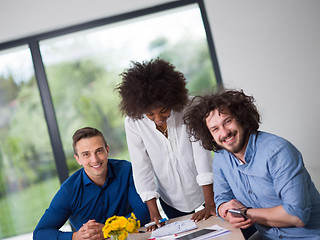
[218,200,255,229]
[72,220,104,240]
[191,204,216,222]
[218,199,245,218]
[226,213,253,229]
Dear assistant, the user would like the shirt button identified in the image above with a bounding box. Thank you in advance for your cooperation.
[279,235,283,239]
[248,190,252,194]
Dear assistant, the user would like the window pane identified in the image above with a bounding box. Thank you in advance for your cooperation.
[40,4,217,171]
[0,47,60,238]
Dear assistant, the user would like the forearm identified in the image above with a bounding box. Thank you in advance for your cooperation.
[146,198,161,221]
[191,184,216,221]
[202,184,215,207]
[34,229,73,240]
[246,205,305,228]
[33,206,72,240]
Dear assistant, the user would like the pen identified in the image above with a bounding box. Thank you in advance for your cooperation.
[144,218,168,227]
[147,234,177,240]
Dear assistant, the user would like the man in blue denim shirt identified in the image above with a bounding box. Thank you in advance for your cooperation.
[33,127,149,240]
[184,89,320,239]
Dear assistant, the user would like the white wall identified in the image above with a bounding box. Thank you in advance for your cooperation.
[0,0,174,43]
[205,0,320,190]
[1,0,319,190]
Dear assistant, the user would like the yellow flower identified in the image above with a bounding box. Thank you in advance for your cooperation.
[102,226,112,238]
[126,220,136,232]
[103,213,140,239]
[126,216,140,232]
[110,220,120,231]
[105,216,117,224]
[108,216,126,231]
[118,216,128,229]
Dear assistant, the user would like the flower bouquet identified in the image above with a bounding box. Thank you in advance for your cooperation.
[103,213,140,240]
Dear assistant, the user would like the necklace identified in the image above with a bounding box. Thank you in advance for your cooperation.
[156,125,168,137]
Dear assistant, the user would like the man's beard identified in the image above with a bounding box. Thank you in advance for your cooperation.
[219,129,249,154]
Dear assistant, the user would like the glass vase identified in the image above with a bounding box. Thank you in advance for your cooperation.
[110,233,127,240]
[110,234,118,240]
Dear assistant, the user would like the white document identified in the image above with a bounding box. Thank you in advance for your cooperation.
[151,219,198,238]
[175,225,230,240]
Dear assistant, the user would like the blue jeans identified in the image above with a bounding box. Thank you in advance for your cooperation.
[159,198,195,219]
[241,226,257,240]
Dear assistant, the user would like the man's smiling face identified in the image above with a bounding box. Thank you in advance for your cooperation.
[206,107,249,160]
[74,135,109,185]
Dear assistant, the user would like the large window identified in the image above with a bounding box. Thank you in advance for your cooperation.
[0,1,221,239]
[40,4,217,171]
[0,47,60,239]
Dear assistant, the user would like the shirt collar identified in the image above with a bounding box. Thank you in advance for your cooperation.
[82,161,115,187]
[243,132,259,164]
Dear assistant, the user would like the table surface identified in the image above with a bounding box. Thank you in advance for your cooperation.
[128,214,245,240]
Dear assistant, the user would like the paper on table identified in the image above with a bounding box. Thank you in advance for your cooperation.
[176,224,230,240]
[151,219,198,238]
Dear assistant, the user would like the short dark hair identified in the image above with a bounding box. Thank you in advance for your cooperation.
[116,58,189,119]
[183,89,261,152]
[72,127,107,156]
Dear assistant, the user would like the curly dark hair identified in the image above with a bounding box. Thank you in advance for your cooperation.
[183,89,261,152]
[72,127,107,156]
[115,58,189,119]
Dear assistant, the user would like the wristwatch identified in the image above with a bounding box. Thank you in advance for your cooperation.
[243,207,252,216]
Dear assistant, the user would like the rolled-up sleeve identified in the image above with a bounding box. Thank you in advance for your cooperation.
[270,142,312,224]
[125,117,160,202]
[191,138,214,186]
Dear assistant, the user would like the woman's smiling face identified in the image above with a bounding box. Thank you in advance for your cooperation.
[145,106,171,128]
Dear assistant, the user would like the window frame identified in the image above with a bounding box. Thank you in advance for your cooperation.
[0,0,222,184]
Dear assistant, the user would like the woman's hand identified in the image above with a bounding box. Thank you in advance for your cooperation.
[191,204,216,222]
[146,198,165,231]
[191,184,216,222]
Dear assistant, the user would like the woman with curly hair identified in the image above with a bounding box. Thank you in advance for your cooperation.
[116,58,215,230]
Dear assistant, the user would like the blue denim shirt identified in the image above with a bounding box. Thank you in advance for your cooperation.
[213,131,320,239]
[33,159,150,240]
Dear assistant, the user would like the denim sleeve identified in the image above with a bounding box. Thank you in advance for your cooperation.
[213,154,235,216]
[33,187,73,240]
[269,141,312,224]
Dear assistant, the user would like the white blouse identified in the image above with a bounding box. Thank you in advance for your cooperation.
[125,110,213,212]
